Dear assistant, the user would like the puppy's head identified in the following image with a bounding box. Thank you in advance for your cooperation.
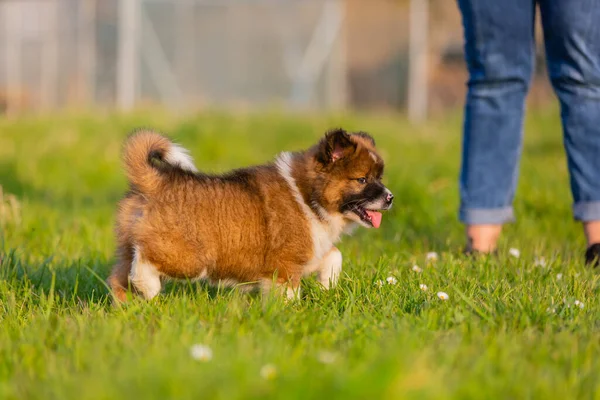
[313,129,393,228]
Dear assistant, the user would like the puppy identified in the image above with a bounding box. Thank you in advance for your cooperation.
[108,128,393,301]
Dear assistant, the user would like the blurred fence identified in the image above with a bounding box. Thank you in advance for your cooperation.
[0,0,356,112]
[0,0,552,116]
[116,0,350,111]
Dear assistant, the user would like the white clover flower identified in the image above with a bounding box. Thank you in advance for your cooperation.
[317,351,337,364]
[508,248,520,258]
[534,257,547,267]
[437,291,449,301]
[426,252,438,261]
[411,265,423,273]
[260,364,277,380]
[386,276,398,285]
[574,300,584,309]
[556,273,563,280]
[374,280,384,288]
[190,344,213,362]
[419,283,428,291]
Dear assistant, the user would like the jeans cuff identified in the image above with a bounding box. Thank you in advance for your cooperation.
[459,207,515,224]
[573,201,600,221]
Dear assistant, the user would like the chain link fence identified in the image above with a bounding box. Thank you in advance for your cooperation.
[3,0,550,116]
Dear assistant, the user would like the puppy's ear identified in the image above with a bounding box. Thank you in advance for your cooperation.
[318,128,356,164]
[353,131,376,146]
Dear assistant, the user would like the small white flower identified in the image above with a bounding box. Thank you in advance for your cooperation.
[374,280,384,288]
[419,283,428,291]
[317,351,336,364]
[546,307,556,314]
[534,257,547,267]
[426,252,438,261]
[190,344,213,362]
[386,276,398,285]
[437,291,449,301]
[556,273,563,280]
[574,300,584,309]
[411,265,423,273]
[260,364,277,380]
[509,248,520,258]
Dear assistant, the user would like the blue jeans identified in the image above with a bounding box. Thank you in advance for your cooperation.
[458,0,600,224]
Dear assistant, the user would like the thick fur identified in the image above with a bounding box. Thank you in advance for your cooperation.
[108,129,392,301]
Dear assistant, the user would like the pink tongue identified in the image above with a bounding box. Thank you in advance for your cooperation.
[365,210,382,228]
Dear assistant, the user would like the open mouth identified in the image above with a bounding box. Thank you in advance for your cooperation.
[353,206,383,228]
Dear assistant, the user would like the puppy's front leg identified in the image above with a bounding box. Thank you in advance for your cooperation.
[318,247,342,289]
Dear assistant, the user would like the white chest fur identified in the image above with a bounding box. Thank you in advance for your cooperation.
[275,152,346,267]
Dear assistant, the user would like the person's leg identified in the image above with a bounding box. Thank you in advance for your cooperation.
[457,0,537,252]
[539,0,600,265]
[584,222,600,265]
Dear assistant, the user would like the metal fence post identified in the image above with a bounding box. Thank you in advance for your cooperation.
[4,2,22,114]
[78,0,96,105]
[291,0,344,108]
[117,0,140,111]
[175,1,194,103]
[325,0,347,110]
[407,0,429,122]
[40,0,59,110]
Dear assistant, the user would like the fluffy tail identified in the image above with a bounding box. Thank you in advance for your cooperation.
[123,130,197,194]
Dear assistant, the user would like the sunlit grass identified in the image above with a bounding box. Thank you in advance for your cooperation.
[1,108,598,399]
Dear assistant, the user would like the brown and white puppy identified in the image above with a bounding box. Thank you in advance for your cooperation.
[108,128,393,301]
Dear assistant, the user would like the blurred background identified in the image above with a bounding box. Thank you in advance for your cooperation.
[0,0,555,119]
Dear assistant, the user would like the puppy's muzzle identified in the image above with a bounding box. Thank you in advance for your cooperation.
[385,192,394,205]
[381,188,394,210]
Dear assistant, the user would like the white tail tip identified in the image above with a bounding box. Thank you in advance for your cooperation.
[165,144,198,172]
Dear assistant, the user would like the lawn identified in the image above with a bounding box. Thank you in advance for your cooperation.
[1,108,598,399]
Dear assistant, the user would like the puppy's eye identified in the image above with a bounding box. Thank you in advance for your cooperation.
[357,177,367,184]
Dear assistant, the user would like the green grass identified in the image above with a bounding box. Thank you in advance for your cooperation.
[1,108,599,399]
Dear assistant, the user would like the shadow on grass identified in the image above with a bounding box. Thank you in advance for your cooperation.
[161,279,256,301]
[0,249,261,307]
[0,249,113,306]
[0,249,433,318]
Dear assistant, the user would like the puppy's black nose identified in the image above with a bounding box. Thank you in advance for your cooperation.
[386,193,394,204]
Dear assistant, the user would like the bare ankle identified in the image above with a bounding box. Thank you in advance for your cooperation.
[466,224,502,253]
[583,220,600,247]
